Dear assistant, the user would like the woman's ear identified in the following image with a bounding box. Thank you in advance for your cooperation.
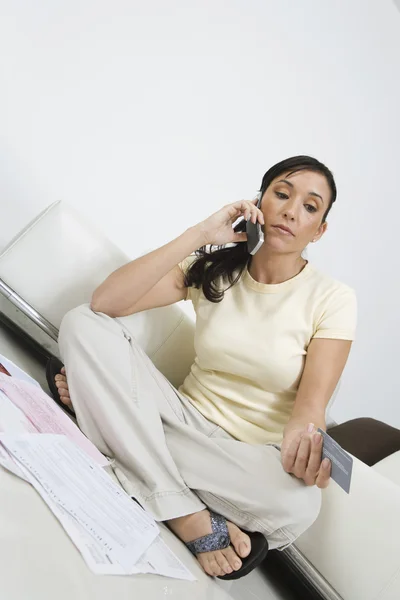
[312,221,328,243]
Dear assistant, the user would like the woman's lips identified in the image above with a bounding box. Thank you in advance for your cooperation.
[272,225,295,236]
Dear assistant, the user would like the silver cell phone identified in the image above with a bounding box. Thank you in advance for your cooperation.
[246,192,264,255]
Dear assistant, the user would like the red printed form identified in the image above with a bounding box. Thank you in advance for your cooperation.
[0,373,108,467]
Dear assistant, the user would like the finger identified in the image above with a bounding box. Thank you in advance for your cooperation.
[249,206,264,224]
[248,203,264,224]
[234,200,258,222]
[293,434,312,479]
[231,200,254,214]
[233,232,247,243]
[305,432,323,483]
[281,431,302,472]
[316,458,331,489]
[243,202,254,222]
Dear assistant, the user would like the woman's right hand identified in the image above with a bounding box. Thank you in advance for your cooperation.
[197,199,265,246]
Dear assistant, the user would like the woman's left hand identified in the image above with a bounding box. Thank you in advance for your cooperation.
[280,423,332,488]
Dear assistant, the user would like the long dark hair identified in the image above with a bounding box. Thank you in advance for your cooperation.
[184,155,337,303]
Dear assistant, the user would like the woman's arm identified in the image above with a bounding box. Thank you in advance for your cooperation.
[285,338,352,433]
[91,199,260,317]
[281,338,353,487]
[91,226,206,317]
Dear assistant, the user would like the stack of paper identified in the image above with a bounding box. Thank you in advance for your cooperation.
[0,360,195,581]
[0,371,108,465]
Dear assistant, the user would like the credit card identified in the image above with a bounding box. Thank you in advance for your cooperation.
[317,428,353,494]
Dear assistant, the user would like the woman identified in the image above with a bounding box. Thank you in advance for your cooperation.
[52,156,356,580]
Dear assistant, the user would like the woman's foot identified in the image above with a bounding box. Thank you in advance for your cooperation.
[168,509,251,577]
[54,368,73,410]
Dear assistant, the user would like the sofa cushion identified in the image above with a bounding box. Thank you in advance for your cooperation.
[373,451,400,487]
[327,417,400,466]
[0,201,129,329]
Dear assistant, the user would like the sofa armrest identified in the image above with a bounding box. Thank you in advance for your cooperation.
[294,454,400,600]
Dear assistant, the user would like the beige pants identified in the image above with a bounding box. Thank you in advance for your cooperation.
[58,304,321,550]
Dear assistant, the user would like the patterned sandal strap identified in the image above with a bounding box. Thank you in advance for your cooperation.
[185,512,230,555]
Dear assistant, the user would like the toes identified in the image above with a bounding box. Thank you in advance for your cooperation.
[56,381,68,391]
[198,554,222,577]
[207,556,224,577]
[221,546,242,571]
[215,552,233,575]
[52,371,72,409]
[227,523,251,558]
[58,386,72,407]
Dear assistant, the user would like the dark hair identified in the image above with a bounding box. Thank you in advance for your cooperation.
[184,155,337,303]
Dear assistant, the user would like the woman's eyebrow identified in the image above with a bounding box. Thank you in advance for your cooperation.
[277,179,294,188]
[309,191,324,203]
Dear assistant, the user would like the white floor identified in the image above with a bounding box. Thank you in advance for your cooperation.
[218,566,300,600]
[0,322,302,600]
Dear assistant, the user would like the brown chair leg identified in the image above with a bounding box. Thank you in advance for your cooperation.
[327,417,400,466]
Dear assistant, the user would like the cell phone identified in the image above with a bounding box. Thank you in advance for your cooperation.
[246,192,264,255]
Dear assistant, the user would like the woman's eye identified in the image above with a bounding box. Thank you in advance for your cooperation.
[275,191,289,200]
[305,204,317,213]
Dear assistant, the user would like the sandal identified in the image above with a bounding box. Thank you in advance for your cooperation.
[185,511,268,580]
[45,356,76,418]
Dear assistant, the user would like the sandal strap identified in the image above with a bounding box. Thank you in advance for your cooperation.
[185,512,230,555]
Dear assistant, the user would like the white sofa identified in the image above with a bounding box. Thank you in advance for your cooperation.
[1,201,400,600]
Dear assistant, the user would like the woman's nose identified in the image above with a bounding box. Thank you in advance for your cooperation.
[283,209,295,220]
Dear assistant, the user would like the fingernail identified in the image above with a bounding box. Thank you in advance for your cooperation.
[313,432,322,444]
[234,560,241,570]
[307,423,314,433]
[322,458,330,468]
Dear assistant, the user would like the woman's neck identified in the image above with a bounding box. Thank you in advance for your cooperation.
[248,252,307,285]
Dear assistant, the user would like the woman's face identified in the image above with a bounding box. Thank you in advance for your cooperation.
[260,169,331,254]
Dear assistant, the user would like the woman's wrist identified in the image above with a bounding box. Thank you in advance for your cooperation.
[284,415,326,437]
[187,223,209,249]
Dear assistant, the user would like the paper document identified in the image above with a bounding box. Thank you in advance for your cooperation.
[0,353,41,387]
[0,352,196,580]
[132,536,196,580]
[0,373,107,466]
[0,434,195,579]
[0,433,159,571]
[0,443,27,480]
[0,390,36,433]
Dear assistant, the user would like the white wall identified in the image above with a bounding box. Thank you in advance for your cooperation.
[1,0,400,427]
